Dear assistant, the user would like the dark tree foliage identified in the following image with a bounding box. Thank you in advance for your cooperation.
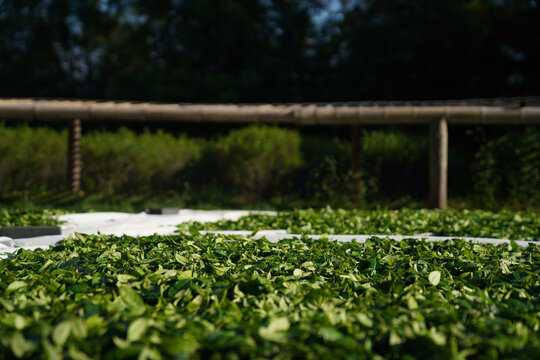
[330,0,540,100]
[0,0,538,102]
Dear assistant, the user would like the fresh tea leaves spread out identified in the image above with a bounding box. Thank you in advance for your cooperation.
[179,208,540,241]
[1,233,539,359]
[0,209,62,227]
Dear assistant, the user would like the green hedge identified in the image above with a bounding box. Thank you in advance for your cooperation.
[0,125,66,192]
[1,124,539,208]
[81,128,201,194]
[473,128,540,208]
[362,130,428,200]
[216,125,302,202]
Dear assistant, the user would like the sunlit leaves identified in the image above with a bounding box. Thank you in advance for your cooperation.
[429,271,441,286]
[258,317,290,343]
[0,232,539,358]
[126,318,153,343]
[6,281,27,293]
[119,286,146,316]
[0,209,62,226]
[180,208,540,241]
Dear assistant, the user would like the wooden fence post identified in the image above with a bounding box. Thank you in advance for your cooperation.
[429,118,448,209]
[67,119,82,194]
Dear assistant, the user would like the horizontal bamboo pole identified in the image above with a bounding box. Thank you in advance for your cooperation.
[1,99,540,125]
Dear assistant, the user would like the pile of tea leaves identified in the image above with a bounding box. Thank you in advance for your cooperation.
[1,232,538,359]
[179,208,540,241]
[0,209,62,227]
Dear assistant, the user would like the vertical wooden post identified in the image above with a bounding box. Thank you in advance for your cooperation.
[67,119,82,194]
[429,118,448,209]
[350,125,363,199]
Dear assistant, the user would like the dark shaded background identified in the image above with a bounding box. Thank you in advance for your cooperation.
[1,0,539,102]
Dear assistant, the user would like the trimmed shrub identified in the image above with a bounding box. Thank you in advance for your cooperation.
[297,130,428,205]
[1,123,539,209]
[298,135,352,203]
[472,128,540,208]
[362,130,428,201]
[216,125,303,202]
[0,124,66,191]
[81,128,202,194]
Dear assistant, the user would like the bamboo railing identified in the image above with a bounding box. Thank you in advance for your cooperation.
[2,98,540,209]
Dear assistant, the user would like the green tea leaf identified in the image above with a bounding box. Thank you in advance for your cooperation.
[68,346,92,360]
[43,340,62,360]
[119,286,146,315]
[259,317,290,343]
[10,332,27,358]
[127,318,152,342]
[428,271,441,286]
[53,321,71,346]
[6,281,27,292]
[13,314,26,330]
[355,313,373,328]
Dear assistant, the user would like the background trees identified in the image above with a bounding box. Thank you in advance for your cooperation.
[1,0,538,102]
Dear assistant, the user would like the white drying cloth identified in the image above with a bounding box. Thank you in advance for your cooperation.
[59,209,276,238]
